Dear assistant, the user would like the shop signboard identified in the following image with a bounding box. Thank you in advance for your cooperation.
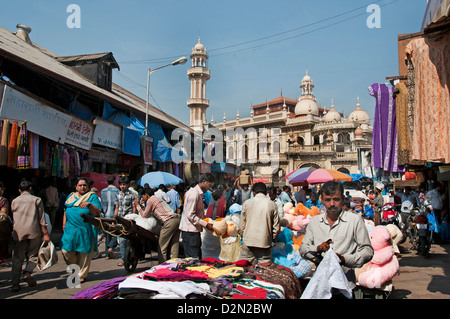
[92,117,123,150]
[211,162,236,175]
[0,86,71,143]
[65,117,94,150]
[253,177,272,183]
[141,135,153,165]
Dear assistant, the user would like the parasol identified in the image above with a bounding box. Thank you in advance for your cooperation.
[138,171,183,188]
[284,166,315,179]
[289,169,353,186]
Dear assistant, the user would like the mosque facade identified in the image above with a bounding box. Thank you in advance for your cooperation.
[187,39,373,187]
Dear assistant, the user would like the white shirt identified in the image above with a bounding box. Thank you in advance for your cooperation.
[155,189,171,204]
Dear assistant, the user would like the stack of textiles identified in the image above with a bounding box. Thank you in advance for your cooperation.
[73,257,304,299]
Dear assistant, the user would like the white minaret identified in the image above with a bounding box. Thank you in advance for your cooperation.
[187,37,210,132]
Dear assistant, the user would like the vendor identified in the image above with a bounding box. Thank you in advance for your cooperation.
[299,181,374,296]
[134,188,181,263]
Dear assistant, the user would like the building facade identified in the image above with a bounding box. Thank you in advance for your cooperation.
[211,69,374,187]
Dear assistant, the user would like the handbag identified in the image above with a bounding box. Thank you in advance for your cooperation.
[37,241,58,271]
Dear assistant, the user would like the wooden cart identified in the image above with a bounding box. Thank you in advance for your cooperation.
[81,214,159,272]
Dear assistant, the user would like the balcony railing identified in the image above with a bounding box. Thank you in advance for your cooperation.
[287,144,334,153]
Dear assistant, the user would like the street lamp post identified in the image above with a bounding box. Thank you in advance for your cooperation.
[145,56,188,135]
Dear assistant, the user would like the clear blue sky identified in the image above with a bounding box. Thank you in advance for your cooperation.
[1,0,426,126]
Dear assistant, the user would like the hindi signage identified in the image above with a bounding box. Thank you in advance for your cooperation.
[0,86,71,143]
[65,117,94,150]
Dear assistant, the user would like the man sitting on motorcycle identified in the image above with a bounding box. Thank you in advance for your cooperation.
[395,186,419,232]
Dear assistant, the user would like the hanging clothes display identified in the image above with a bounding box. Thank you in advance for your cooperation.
[405,34,450,164]
[29,131,39,169]
[0,120,10,166]
[7,120,18,168]
[368,83,404,173]
[394,82,410,166]
[16,122,31,170]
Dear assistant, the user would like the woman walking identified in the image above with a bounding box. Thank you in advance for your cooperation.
[61,177,101,283]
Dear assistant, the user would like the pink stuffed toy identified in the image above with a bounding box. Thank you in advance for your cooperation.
[357,226,399,289]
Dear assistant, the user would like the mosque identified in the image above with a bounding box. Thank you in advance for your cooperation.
[187,38,373,187]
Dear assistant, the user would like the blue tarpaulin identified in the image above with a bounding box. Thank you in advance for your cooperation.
[102,102,174,161]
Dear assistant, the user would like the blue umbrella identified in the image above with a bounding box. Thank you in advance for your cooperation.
[138,171,183,188]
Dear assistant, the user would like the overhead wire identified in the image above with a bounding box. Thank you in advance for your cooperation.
[114,0,398,110]
[117,0,386,65]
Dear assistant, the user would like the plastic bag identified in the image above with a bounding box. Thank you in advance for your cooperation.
[37,241,58,271]
[219,235,242,262]
[301,249,352,299]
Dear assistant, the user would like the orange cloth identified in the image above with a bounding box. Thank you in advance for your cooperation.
[7,121,18,168]
[406,35,450,163]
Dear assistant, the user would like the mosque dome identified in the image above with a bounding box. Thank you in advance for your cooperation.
[295,71,319,116]
[193,37,206,53]
[295,97,319,116]
[355,126,363,138]
[323,99,341,122]
[348,97,370,123]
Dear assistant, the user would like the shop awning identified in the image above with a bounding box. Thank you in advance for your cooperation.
[102,101,174,162]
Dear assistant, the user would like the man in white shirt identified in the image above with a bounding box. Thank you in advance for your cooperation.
[300,181,373,293]
[155,184,171,204]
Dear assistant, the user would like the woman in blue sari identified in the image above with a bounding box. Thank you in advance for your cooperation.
[61,177,101,283]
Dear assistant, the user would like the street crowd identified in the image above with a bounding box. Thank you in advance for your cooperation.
[0,172,447,297]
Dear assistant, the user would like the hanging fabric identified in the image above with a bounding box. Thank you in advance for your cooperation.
[17,121,31,170]
[0,120,10,166]
[7,120,19,168]
[368,83,404,173]
[394,82,410,166]
[405,34,450,163]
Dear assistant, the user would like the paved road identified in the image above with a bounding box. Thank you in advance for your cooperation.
[0,229,449,299]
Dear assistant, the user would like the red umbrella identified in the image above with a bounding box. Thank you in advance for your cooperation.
[289,169,352,186]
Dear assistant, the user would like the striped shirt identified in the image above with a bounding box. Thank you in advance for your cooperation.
[137,195,176,223]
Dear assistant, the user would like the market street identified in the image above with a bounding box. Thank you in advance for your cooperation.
[0,229,449,300]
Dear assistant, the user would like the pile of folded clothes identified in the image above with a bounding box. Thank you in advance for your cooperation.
[72,257,302,299]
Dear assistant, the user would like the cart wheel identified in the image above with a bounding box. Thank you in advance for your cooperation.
[124,245,138,273]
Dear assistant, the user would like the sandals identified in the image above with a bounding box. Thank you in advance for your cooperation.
[117,262,124,267]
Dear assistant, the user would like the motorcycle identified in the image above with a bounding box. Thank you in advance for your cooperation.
[381,203,401,227]
[410,200,433,257]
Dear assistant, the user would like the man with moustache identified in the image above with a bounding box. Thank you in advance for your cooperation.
[299,181,373,293]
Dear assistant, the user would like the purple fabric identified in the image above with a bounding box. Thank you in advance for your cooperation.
[71,277,127,299]
[142,268,210,281]
[369,83,404,173]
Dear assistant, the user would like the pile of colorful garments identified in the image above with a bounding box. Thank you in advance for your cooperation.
[72,257,303,300]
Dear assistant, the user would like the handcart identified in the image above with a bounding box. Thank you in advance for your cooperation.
[81,214,159,273]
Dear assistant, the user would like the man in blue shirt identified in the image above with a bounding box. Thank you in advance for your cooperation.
[100,175,119,259]
[280,186,293,206]
[166,184,181,213]
[305,191,323,210]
